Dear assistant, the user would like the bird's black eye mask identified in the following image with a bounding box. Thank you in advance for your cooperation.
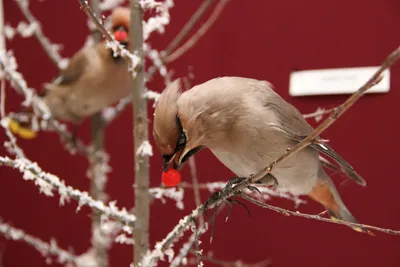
[162,116,186,170]
[112,25,129,32]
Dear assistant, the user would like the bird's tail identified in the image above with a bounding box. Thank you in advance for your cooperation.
[308,168,374,236]
[8,106,38,139]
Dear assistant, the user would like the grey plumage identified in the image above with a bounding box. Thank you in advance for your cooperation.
[153,76,367,232]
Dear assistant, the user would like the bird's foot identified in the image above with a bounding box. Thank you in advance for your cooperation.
[224,195,251,222]
[203,176,260,214]
[222,176,261,194]
[204,187,253,243]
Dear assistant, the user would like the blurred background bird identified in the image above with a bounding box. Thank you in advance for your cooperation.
[9,7,132,139]
[153,77,370,234]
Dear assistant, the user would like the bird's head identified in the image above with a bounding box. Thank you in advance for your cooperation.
[110,7,130,45]
[153,79,205,172]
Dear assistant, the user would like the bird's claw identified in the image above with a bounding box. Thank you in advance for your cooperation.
[224,196,251,222]
[203,191,221,216]
[222,176,261,194]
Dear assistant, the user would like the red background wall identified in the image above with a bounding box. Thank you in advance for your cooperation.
[1,0,400,266]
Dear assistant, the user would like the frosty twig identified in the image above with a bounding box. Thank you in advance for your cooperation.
[164,0,230,63]
[129,1,150,266]
[0,154,135,227]
[0,52,91,156]
[163,0,214,56]
[15,0,68,69]
[239,193,400,235]
[0,220,77,265]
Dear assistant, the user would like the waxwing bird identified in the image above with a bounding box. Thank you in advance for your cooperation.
[153,77,368,233]
[40,7,132,122]
[10,7,132,139]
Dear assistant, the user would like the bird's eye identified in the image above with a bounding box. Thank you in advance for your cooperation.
[177,133,186,148]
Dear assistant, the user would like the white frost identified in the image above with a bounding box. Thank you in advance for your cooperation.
[136,140,153,157]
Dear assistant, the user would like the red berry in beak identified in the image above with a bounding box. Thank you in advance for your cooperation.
[114,30,128,42]
[162,169,181,187]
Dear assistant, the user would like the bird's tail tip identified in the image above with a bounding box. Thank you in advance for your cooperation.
[328,208,375,236]
[8,118,38,139]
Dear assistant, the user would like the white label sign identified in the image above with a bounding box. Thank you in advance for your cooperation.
[289,66,390,96]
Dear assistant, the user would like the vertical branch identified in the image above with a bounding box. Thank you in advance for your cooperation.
[130,1,149,266]
[0,0,6,119]
[0,0,5,52]
[183,77,204,226]
[88,1,108,267]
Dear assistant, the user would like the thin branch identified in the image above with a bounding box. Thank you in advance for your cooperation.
[179,181,305,207]
[240,193,400,235]
[130,1,150,266]
[15,0,67,69]
[0,78,5,118]
[77,0,141,70]
[0,220,77,265]
[302,107,333,121]
[0,155,136,227]
[163,0,214,56]
[190,252,272,267]
[164,0,230,63]
[88,1,109,266]
[190,220,203,267]
[183,76,204,225]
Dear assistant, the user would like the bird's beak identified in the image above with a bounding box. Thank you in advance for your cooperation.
[173,145,204,170]
[162,154,173,172]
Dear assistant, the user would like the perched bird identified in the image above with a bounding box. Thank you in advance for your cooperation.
[10,7,132,138]
[153,77,368,233]
[40,7,132,122]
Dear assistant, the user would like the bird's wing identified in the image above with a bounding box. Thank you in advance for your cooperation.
[40,49,88,97]
[54,52,87,86]
[262,87,366,186]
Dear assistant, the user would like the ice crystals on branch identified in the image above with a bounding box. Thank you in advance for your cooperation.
[136,140,153,156]
[204,181,306,207]
[4,21,38,40]
[0,156,136,226]
[150,187,184,209]
[142,0,174,40]
[0,221,77,265]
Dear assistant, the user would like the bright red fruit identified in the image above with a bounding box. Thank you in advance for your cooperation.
[162,169,181,187]
[114,31,128,42]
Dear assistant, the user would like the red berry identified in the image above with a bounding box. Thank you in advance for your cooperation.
[162,169,181,187]
[114,31,128,42]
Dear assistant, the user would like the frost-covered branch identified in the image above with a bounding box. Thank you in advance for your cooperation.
[87,1,110,266]
[0,153,136,227]
[190,252,272,267]
[0,51,91,156]
[0,220,77,265]
[190,220,203,267]
[141,206,202,267]
[180,182,305,207]
[130,1,150,265]
[149,187,184,210]
[77,0,141,72]
[303,107,333,122]
[14,0,68,69]
[239,193,400,235]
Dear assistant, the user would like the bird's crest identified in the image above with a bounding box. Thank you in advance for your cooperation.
[153,79,183,156]
[111,7,130,30]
